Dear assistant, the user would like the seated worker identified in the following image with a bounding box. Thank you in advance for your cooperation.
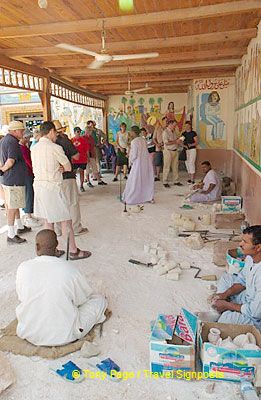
[16,229,107,346]
[190,160,221,202]
[211,225,261,329]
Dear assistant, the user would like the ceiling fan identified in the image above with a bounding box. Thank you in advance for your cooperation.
[125,79,151,95]
[56,22,159,70]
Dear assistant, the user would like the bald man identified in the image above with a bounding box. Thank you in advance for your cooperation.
[16,230,107,346]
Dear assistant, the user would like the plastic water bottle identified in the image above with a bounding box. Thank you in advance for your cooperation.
[240,379,259,400]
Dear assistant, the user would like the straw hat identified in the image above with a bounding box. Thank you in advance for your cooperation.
[8,120,25,131]
[52,120,67,132]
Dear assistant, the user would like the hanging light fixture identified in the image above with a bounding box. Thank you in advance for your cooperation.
[119,0,134,12]
[38,0,48,9]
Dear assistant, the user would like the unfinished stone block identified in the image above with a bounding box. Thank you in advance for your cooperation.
[214,212,245,229]
[213,240,241,266]
[201,214,211,225]
[166,271,180,281]
[185,233,204,250]
[179,261,191,269]
[182,219,196,231]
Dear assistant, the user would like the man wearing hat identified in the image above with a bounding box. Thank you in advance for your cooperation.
[53,120,88,236]
[0,121,31,244]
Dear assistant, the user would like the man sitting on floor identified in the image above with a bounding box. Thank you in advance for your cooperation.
[190,160,221,203]
[16,229,107,346]
[211,225,261,329]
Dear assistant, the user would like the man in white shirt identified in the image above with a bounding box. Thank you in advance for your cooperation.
[16,229,107,346]
[190,160,221,202]
[162,120,183,188]
[31,121,91,261]
[211,225,261,329]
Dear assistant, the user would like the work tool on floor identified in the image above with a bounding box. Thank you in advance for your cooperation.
[66,232,70,261]
[179,230,239,242]
[190,266,217,281]
[128,259,154,267]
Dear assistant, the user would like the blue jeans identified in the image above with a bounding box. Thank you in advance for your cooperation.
[23,175,34,214]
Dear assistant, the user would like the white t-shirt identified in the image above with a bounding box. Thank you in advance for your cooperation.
[16,256,93,346]
[202,169,221,200]
[31,137,69,185]
[117,131,128,149]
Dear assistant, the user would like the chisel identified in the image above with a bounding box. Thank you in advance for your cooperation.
[128,259,154,267]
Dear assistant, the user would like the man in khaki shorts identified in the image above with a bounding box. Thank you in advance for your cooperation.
[0,121,31,244]
[31,121,91,261]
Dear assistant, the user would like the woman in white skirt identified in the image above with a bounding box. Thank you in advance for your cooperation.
[181,121,198,184]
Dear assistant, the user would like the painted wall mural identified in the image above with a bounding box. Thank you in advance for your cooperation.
[234,21,261,171]
[107,93,187,142]
[196,90,225,147]
[51,97,103,137]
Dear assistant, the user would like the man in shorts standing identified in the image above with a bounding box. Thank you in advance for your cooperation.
[53,120,88,236]
[0,121,31,244]
[31,121,91,260]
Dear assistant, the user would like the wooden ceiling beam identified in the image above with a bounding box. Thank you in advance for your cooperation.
[75,70,235,86]
[40,48,246,68]
[98,88,189,94]
[0,1,260,39]
[56,60,240,77]
[0,55,49,77]
[1,29,256,58]
[82,80,192,88]
[84,82,191,91]
[74,69,235,86]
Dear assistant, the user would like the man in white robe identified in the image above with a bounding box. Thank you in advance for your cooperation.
[190,160,221,202]
[16,230,107,346]
[122,126,154,205]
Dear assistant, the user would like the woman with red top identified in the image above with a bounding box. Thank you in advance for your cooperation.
[71,127,89,192]
[20,130,40,227]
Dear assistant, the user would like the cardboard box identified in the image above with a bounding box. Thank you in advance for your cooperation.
[199,321,261,382]
[213,240,241,266]
[221,196,242,212]
[214,212,245,229]
[150,309,198,378]
[226,248,246,275]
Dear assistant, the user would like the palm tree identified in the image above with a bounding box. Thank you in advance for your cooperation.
[129,97,136,111]
[138,97,145,114]
[157,97,163,112]
[149,97,155,112]
[121,96,128,112]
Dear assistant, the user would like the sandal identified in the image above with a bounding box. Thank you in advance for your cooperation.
[55,249,65,258]
[69,248,92,261]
